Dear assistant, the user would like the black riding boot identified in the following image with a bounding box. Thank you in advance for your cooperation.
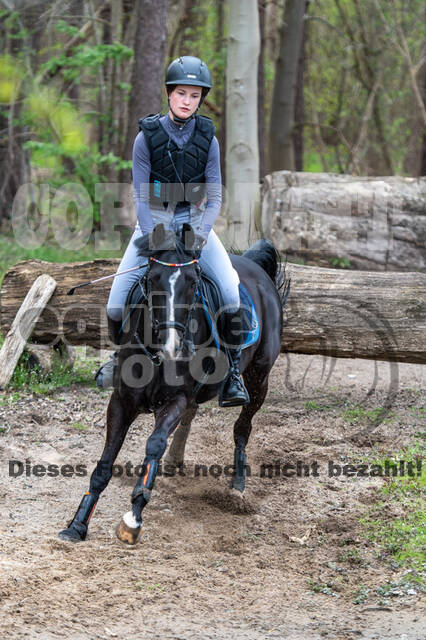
[94,317,122,389]
[219,310,250,407]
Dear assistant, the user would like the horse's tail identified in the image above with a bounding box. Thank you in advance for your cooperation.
[242,239,291,334]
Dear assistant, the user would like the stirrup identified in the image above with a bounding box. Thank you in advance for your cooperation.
[219,368,250,407]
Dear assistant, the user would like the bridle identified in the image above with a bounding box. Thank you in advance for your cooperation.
[136,255,201,365]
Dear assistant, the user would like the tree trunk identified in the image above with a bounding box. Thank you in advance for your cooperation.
[268,0,306,173]
[105,0,123,176]
[118,0,139,175]
[67,0,84,105]
[261,171,426,272]
[0,6,34,225]
[216,0,227,184]
[123,0,169,164]
[1,259,425,364]
[421,61,426,176]
[226,0,260,249]
[405,52,426,177]
[167,0,194,61]
[334,0,393,175]
[294,0,310,172]
[282,262,426,364]
[258,0,266,181]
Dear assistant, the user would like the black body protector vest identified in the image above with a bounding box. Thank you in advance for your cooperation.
[138,114,215,211]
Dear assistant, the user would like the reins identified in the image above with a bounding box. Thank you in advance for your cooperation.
[136,255,201,365]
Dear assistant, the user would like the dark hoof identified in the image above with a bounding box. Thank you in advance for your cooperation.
[58,523,87,542]
[116,519,141,545]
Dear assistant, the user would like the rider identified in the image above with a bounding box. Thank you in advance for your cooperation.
[96,55,249,407]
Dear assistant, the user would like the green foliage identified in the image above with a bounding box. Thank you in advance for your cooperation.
[41,41,133,84]
[304,400,332,411]
[359,439,425,582]
[21,85,131,221]
[337,548,363,565]
[54,19,80,38]
[170,1,227,132]
[2,9,30,41]
[8,348,96,394]
[304,0,426,174]
[134,582,166,592]
[330,256,351,269]
[0,391,21,408]
[307,578,339,597]
[376,576,423,598]
[0,54,25,103]
[353,584,369,605]
[1,0,425,241]
[72,422,88,431]
[0,7,134,226]
[342,405,393,425]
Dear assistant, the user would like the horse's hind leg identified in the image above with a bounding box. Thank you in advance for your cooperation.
[164,404,198,466]
[59,391,137,542]
[231,366,270,493]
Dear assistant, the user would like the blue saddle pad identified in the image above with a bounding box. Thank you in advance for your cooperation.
[239,283,260,348]
[198,281,259,351]
[122,275,260,350]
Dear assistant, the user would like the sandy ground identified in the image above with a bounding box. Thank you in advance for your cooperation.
[0,352,424,640]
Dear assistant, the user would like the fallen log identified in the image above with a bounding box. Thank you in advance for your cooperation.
[0,274,57,389]
[261,171,426,272]
[1,259,425,364]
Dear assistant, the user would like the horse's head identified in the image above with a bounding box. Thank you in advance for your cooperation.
[136,223,203,361]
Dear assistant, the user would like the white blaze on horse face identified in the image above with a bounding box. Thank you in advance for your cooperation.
[164,268,181,358]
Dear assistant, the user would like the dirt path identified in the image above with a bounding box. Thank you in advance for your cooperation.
[0,353,424,640]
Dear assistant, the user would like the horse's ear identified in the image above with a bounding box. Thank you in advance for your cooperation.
[152,223,166,248]
[181,223,195,250]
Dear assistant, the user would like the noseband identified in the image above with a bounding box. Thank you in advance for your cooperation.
[137,256,201,364]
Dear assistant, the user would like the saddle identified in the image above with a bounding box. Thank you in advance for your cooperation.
[121,272,259,350]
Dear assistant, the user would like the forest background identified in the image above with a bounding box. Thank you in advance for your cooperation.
[0,0,425,260]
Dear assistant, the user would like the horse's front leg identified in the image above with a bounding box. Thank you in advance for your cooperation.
[59,391,138,542]
[116,393,188,545]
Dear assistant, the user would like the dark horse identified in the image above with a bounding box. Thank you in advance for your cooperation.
[59,223,288,544]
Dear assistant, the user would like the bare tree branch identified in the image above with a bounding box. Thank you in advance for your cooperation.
[349,73,382,174]
[373,0,426,126]
[38,0,110,83]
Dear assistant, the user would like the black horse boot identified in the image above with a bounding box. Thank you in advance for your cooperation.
[219,309,250,407]
[94,317,122,389]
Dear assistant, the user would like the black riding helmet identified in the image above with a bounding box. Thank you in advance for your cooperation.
[165,56,212,122]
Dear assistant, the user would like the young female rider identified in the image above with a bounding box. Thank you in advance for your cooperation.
[96,55,249,407]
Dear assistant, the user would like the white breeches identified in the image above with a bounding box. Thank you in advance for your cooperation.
[107,227,240,322]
